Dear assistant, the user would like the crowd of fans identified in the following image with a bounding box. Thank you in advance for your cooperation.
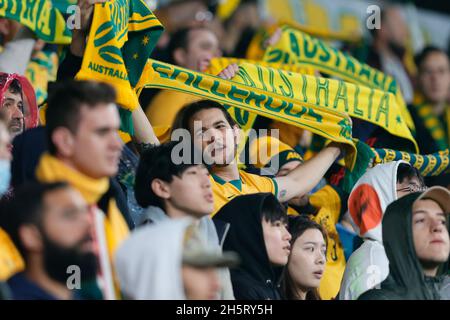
[0,0,449,300]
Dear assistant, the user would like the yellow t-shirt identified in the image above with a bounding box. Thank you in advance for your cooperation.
[0,228,25,281]
[288,185,346,300]
[210,170,278,217]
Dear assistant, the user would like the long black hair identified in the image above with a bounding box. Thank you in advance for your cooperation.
[281,215,327,300]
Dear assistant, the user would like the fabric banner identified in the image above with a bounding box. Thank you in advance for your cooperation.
[263,25,415,131]
[373,148,450,177]
[233,60,418,152]
[76,0,163,114]
[0,0,71,44]
[138,58,357,169]
[206,57,315,161]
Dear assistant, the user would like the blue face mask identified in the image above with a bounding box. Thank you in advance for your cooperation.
[0,159,11,196]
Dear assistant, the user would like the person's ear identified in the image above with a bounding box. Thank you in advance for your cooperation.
[173,48,187,66]
[19,225,43,253]
[52,127,75,158]
[151,179,172,200]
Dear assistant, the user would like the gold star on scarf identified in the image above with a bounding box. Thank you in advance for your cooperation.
[142,35,150,46]
[133,53,139,60]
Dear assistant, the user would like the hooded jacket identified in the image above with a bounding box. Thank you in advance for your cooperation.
[213,193,283,300]
[115,218,191,299]
[339,161,406,300]
[359,193,449,300]
[137,206,235,300]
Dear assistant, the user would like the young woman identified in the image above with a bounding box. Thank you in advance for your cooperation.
[282,215,327,300]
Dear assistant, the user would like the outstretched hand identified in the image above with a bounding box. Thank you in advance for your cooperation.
[217,63,239,80]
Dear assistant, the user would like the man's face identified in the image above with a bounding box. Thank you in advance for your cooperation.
[262,218,292,266]
[176,29,221,72]
[396,176,424,198]
[189,108,239,167]
[40,187,97,283]
[412,199,449,276]
[182,265,221,300]
[419,52,450,105]
[68,104,123,179]
[162,165,214,218]
[1,88,24,137]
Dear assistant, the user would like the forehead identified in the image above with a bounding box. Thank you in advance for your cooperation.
[422,52,450,68]
[296,228,326,244]
[188,29,217,45]
[3,89,22,101]
[412,199,445,215]
[189,108,228,129]
[43,187,86,214]
[78,103,120,127]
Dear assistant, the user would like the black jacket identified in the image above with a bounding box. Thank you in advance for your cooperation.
[213,193,283,300]
[359,193,449,300]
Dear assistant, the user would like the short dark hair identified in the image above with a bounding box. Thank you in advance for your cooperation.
[2,182,70,257]
[281,215,327,300]
[45,80,116,155]
[260,193,288,224]
[397,163,425,186]
[0,75,22,95]
[415,46,449,71]
[171,100,237,133]
[134,141,202,209]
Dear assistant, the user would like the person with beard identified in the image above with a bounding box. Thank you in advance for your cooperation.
[3,182,97,300]
[213,193,291,300]
[0,72,38,139]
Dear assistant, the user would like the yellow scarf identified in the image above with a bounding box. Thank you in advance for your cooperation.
[264,25,415,132]
[0,0,71,44]
[76,0,163,112]
[35,153,129,256]
[0,228,25,281]
[138,58,357,169]
[206,59,418,152]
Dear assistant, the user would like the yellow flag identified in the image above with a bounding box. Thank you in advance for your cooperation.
[264,25,415,132]
[138,59,357,168]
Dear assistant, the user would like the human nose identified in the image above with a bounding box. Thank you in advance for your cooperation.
[11,104,23,119]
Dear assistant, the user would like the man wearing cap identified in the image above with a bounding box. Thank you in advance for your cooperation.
[115,218,238,300]
[359,186,450,300]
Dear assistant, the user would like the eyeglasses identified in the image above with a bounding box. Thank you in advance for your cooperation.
[396,184,428,193]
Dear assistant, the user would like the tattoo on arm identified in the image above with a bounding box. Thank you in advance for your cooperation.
[279,189,287,199]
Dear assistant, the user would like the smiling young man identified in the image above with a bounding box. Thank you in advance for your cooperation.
[172,99,345,216]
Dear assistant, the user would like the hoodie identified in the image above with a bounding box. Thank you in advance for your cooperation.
[359,193,448,300]
[339,161,406,300]
[137,206,235,300]
[213,193,283,300]
[115,218,191,299]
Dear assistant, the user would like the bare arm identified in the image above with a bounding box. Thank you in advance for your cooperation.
[131,106,160,145]
[274,144,342,202]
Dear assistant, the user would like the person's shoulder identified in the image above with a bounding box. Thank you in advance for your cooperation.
[357,288,391,300]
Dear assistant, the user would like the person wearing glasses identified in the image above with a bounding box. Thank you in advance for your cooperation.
[339,161,426,300]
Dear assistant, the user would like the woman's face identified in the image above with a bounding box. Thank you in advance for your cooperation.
[287,228,326,291]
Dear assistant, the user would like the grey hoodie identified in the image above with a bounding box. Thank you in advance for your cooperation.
[137,206,235,300]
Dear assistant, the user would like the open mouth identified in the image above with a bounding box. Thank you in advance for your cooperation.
[205,193,214,203]
[283,244,291,255]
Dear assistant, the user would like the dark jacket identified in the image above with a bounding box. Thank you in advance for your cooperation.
[359,193,449,300]
[213,193,283,300]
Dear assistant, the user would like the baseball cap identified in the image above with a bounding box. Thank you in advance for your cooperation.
[417,186,450,214]
[182,224,240,268]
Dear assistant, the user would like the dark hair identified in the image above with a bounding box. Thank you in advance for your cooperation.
[167,26,209,65]
[281,215,327,300]
[397,163,425,186]
[171,100,237,133]
[45,80,116,155]
[134,141,202,209]
[1,182,70,257]
[415,46,449,71]
[260,194,288,224]
[0,75,22,95]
